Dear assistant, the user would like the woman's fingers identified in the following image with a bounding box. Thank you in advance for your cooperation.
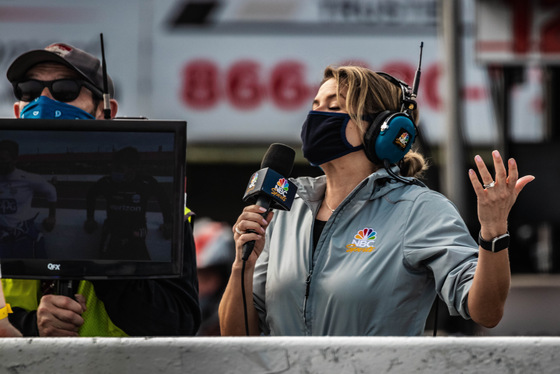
[474,154,495,187]
[231,205,275,262]
[470,151,535,237]
[491,151,507,186]
[233,205,268,235]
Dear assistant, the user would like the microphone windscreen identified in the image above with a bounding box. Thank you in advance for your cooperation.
[260,143,295,177]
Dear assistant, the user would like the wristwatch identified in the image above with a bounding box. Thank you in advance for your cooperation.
[478,231,510,253]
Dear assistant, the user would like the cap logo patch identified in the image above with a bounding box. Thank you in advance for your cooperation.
[45,43,72,57]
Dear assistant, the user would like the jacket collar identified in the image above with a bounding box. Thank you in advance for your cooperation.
[292,166,415,205]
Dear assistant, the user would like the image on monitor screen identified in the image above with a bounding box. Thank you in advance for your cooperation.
[0,119,186,279]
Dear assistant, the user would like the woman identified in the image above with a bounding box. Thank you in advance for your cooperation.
[219,65,534,336]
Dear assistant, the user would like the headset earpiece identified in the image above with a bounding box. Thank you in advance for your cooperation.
[363,111,416,165]
[363,72,418,165]
[363,110,390,164]
[375,112,416,164]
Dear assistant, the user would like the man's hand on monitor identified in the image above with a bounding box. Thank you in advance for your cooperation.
[37,294,87,337]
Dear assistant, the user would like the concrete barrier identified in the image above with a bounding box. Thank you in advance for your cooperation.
[0,336,559,373]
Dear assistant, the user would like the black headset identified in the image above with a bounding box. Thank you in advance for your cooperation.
[363,71,418,166]
[363,43,423,168]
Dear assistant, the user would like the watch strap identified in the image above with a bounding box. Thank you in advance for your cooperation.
[478,231,510,253]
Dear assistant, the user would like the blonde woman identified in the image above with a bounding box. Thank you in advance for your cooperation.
[219,65,534,336]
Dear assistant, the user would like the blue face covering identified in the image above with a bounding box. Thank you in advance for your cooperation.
[300,111,364,166]
[20,96,95,120]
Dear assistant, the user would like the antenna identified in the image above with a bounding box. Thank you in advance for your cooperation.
[411,41,424,98]
[100,33,111,119]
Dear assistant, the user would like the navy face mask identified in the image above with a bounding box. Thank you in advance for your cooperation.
[300,111,364,166]
[20,96,96,120]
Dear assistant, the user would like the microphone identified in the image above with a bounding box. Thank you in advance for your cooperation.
[241,143,297,261]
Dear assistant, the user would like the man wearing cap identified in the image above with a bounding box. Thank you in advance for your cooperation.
[1,43,201,337]
[8,43,117,120]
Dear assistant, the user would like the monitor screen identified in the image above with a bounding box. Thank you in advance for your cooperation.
[0,118,187,280]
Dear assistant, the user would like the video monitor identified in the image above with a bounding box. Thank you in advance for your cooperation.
[0,118,187,280]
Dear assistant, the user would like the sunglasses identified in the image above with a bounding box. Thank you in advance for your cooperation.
[13,79,103,103]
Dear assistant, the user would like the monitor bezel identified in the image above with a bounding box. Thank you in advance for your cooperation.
[0,118,187,280]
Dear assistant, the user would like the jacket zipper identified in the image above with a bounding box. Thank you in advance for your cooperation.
[301,179,369,334]
[303,268,313,325]
[303,207,319,334]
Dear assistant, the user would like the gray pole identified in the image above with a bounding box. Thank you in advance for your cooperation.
[440,0,467,215]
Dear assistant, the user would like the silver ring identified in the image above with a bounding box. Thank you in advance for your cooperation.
[483,181,495,189]
[235,226,244,235]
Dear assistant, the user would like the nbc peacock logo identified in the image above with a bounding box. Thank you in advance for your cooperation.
[246,172,259,193]
[248,173,258,188]
[345,227,377,253]
[277,178,289,193]
[394,130,411,149]
[271,178,289,201]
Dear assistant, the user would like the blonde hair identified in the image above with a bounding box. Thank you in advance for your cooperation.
[322,65,428,178]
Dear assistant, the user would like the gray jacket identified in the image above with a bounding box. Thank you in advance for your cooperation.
[253,169,478,336]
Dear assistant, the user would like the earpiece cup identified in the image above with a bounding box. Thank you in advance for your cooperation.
[364,111,416,165]
[363,110,393,164]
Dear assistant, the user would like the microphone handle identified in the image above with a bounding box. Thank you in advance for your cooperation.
[56,279,76,299]
[241,195,271,261]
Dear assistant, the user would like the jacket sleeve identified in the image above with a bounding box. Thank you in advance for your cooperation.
[402,189,478,320]
[8,308,39,336]
[91,220,201,336]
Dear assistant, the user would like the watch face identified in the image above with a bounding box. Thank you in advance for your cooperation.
[492,234,510,252]
[479,231,510,252]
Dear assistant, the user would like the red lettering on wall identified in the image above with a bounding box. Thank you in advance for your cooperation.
[180,59,484,112]
[225,60,264,110]
[504,0,560,55]
[181,59,219,110]
[540,11,560,53]
[511,0,532,54]
[270,61,309,110]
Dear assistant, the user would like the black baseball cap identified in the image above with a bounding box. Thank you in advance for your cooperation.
[7,43,114,98]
